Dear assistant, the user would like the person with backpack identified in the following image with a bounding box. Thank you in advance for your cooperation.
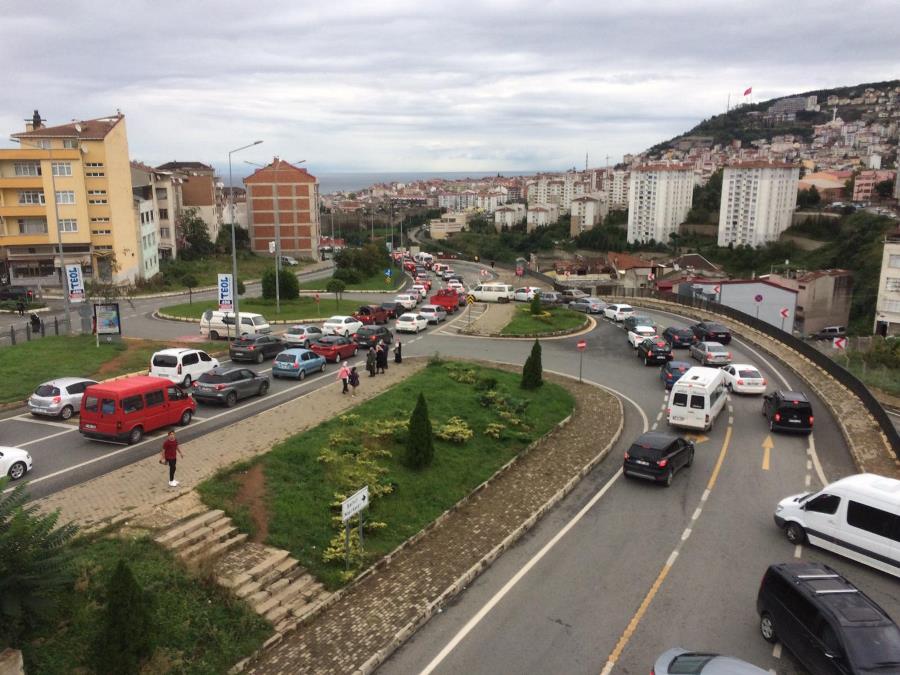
[348,366,360,397]
[337,362,351,394]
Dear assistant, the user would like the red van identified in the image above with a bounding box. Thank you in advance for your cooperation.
[79,376,196,444]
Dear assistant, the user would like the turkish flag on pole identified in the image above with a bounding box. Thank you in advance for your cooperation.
[743,86,752,96]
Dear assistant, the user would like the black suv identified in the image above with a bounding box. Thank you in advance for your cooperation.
[662,326,696,348]
[623,432,694,487]
[758,562,900,674]
[690,321,731,345]
[763,390,814,434]
[354,325,393,348]
[623,314,655,334]
[637,337,672,365]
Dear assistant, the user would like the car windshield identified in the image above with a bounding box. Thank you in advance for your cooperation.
[668,654,716,673]
[198,373,228,383]
[152,354,178,367]
[843,625,900,669]
[252,317,266,325]
[287,327,306,335]
[357,327,376,336]
[35,384,60,397]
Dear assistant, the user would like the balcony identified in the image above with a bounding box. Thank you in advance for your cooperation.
[0,176,44,189]
[0,205,47,218]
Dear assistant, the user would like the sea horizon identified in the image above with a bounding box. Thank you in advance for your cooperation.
[316,170,543,195]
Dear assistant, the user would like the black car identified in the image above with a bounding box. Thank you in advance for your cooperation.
[662,326,696,348]
[228,335,285,363]
[691,321,732,345]
[354,325,394,348]
[192,367,270,407]
[637,337,672,365]
[762,390,814,434]
[758,561,900,674]
[380,301,402,319]
[623,315,655,334]
[623,432,694,487]
[0,286,30,302]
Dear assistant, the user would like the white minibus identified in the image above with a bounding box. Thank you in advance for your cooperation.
[666,366,727,431]
[469,283,515,303]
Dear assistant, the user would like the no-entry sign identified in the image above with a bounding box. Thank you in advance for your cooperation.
[576,340,587,351]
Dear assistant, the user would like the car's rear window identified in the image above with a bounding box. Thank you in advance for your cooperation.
[668,654,716,674]
[357,327,376,336]
[152,354,178,367]
[779,399,812,411]
[739,369,762,378]
[198,373,228,383]
[690,395,705,410]
[706,344,727,353]
[627,443,663,461]
[672,393,688,407]
[232,339,254,346]
[35,385,60,397]
[275,354,296,363]
[84,395,99,412]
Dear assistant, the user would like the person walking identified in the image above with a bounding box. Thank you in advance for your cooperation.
[366,347,377,377]
[160,430,183,487]
[348,366,360,397]
[376,342,388,374]
[337,362,351,394]
[393,340,403,364]
[16,300,25,316]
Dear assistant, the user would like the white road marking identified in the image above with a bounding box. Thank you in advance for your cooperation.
[772,643,782,659]
[701,489,710,502]
[794,544,803,559]
[804,474,811,488]
[807,433,827,487]
[650,423,658,431]
[666,550,679,567]
[692,508,702,521]
[11,415,75,430]
[18,427,77,447]
[655,411,663,422]
[681,528,692,541]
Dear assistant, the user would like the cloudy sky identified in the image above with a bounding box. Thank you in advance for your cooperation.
[2,0,898,176]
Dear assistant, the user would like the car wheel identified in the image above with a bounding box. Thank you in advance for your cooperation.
[320,362,327,372]
[210,330,219,340]
[760,612,777,643]
[180,410,192,426]
[256,351,264,364]
[225,392,237,408]
[686,449,694,467]
[8,461,27,481]
[59,405,74,420]
[663,469,674,487]
[128,426,144,445]
[785,522,806,544]
[259,380,269,395]
[182,375,192,387]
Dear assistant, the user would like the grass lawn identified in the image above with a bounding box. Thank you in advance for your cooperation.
[501,306,588,336]
[297,264,405,292]
[0,336,222,404]
[841,357,900,397]
[160,296,365,322]
[199,360,574,589]
[21,536,270,674]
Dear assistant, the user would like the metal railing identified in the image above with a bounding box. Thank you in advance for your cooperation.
[0,316,76,347]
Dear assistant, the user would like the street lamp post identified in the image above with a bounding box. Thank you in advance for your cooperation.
[227,140,263,339]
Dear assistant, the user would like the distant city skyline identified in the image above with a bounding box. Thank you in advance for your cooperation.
[2,1,898,172]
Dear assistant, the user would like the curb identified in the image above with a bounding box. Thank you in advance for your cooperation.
[154,311,339,325]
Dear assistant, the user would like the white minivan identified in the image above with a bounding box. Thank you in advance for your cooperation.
[774,474,900,578]
[469,283,515,303]
[666,366,727,431]
[200,311,271,340]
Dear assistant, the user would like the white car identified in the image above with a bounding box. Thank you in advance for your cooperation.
[1,446,33,481]
[722,363,767,394]
[322,315,363,337]
[411,284,428,300]
[604,303,634,322]
[150,348,220,387]
[394,294,418,310]
[395,313,428,333]
[628,326,658,348]
[418,305,447,323]
[447,281,465,293]
[513,287,544,302]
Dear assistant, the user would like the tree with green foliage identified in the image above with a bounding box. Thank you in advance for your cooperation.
[326,278,346,308]
[530,292,542,315]
[91,559,155,675]
[216,224,251,253]
[176,208,214,260]
[0,480,78,648]
[521,339,543,389]
[875,179,894,200]
[797,185,821,210]
[261,268,299,300]
[237,279,246,296]
[182,273,198,304]
[405,393,434,469]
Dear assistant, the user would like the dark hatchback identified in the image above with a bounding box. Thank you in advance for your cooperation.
[380,302,402,319]
[763,390,814,434]
[662,326,697,348]
[623,432,694,487]
[691,321,732,345]
[637,337,673,365]
[192,368,269,407]
[229,335,285,363]
[660,360,691,389]
[354,325,394,348]
[623,315,655,334]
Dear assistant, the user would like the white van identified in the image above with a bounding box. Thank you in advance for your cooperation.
[774,474,900,578]
[666,366,727,431]
[469,283,515,303]
[200,310,271,340]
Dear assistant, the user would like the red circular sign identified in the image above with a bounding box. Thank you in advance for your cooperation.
[576,340,587,351]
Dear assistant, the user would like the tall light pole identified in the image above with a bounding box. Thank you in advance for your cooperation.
[228,140,263,339]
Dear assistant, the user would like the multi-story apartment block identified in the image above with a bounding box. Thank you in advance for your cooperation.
[627,164,694,244]
[494,203,525,232]
[875,227,900,336]
[222,187,248,229]
[1,111,143,286]
[131,161,184,261]
[526,203,559,232]
[133,198,160,278]
[852,170,895,202]
[429,212,469,240]
[717,162,799,247]
[244,158,320,259]
[609,170,630,210]
[156,161,222,241]
[569,195,608,238]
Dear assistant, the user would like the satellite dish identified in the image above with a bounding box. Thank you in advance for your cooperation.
[74,123,82,133]
[80,145,88,154]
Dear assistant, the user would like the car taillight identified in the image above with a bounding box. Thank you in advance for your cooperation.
[116,421,122,430]
[657,458,668,467]
[52,396,61,403]
[762,378,768,385]
[666,407,671,415]
[216,384,226,391]
[666,373,673,379]
[192,382,199,388]
[727,352,732,359]
[705,414,710,424]
[737,379,744,385]
[624,451,630,460]
[705,354,712,361]
[248,345,256,350]
[774,413,781,422]
[293,363,300,369]
[809,416,814,426]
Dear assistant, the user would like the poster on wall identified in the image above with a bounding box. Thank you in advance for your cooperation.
[94,303,122,335]
[65,264,85,303]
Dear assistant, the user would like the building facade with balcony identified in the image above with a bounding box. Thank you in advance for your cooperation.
[569,194,608,238]
[875,228,900,336]
[1,111,142,286]
[627,164,694,244]
[717,162,799,247]
[131,161,184,261]
[155,161,223,241]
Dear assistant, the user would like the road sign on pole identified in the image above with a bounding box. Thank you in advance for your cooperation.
[577,340,586,383]
[576,340,587,351]
[833,336,847,350]
[779,307,790,332]
[341,486,369,571]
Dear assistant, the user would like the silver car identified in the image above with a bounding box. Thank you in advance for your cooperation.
[418,304,447,324]
[568,297,606,313]
[690,341,732,366]
[653,648,767,674]
[28,377,97,419]
[283,325,324,348]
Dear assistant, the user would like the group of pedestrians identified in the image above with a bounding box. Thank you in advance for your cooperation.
[339,339,403,396]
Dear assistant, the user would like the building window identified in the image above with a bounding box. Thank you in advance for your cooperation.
[51,162,72,176]
[18,190,45,205]
[14,161,41,176]
[62,139,79,149]
[85,162,104,168]
[159,208,168,220]
[92,229,112,235]
[886,278,900,292]
[87,190,107,195]
[88,199,108,205]
[155,188,167,200]
[890,254,900,269]
[58,219,78,232]
[90,217,110,223]
[17,218,48,234]
[56,191,75,204]
[85,171,105,177]
[36,139,51,150]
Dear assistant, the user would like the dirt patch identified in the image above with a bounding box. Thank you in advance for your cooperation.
[235,463,270,543]
[94,340,149,377]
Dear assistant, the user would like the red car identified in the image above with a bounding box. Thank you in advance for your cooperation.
[309,335,359,363]
[403,261,417,273]
[429,288,459,314]
[352,305,389,325]
[415,277,432,291]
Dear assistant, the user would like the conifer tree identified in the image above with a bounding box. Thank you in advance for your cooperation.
[92,559,155,675]
[405,393,434,469]
[521,339,543,389]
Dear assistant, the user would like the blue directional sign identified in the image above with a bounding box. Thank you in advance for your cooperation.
[384,268,392,277]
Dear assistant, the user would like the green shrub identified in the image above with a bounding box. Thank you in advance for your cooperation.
[262,268,300,300]
[530,293,542,316]
[333,268,362,284]
[521,339,543,389]
[435,416,474,443]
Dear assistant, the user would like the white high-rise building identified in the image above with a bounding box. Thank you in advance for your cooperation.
[609,170,630,210]
[717,162,799,247]
[627,165,694,244]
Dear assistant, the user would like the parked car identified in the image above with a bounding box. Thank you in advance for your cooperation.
[394,294,418,310]
[429,289,460,314]
[272,348,327,380]
[353,325,394,348]
[0,446,32,481]
[811,325,846,340]
[690,321,732,345]
[229,335,285,363]
[762,390,814,434]
[623,315,655,334]
[379,301,402,319]
[660,360,692,390]
[322,315,364,337]
[282,324,324,348]
[395,313,429,333]
[418,304,448,324]
[568,297,606,313]
[0,286,30,302]
[513,286,544,302]
[637,338,673,365]
[200,310,271,340]
[627,326,658,348]
[623,432,694,487]
[560,288,588,300]
[193,367,270,406]
[537,290,564,306]
[662,326,697,348]
[447,281,466,295]
[79,376,195,444]
[280,255,299,266]
[352,305,390,325]
[604,303,634,322]
[652,648,767,674]
[28,377,97,420]
[722,363,767,394]
[689,341,732,367]
[757,561,900,674]
[309,335,359,362]
[469,283,515,303]
[149,348,219,387]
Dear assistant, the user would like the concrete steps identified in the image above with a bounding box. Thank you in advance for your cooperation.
[154,509,245,567]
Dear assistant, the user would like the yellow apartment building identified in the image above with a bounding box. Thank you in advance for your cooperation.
[0,111,142,287]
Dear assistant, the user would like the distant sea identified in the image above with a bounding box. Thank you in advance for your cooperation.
[317,171,536,195]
